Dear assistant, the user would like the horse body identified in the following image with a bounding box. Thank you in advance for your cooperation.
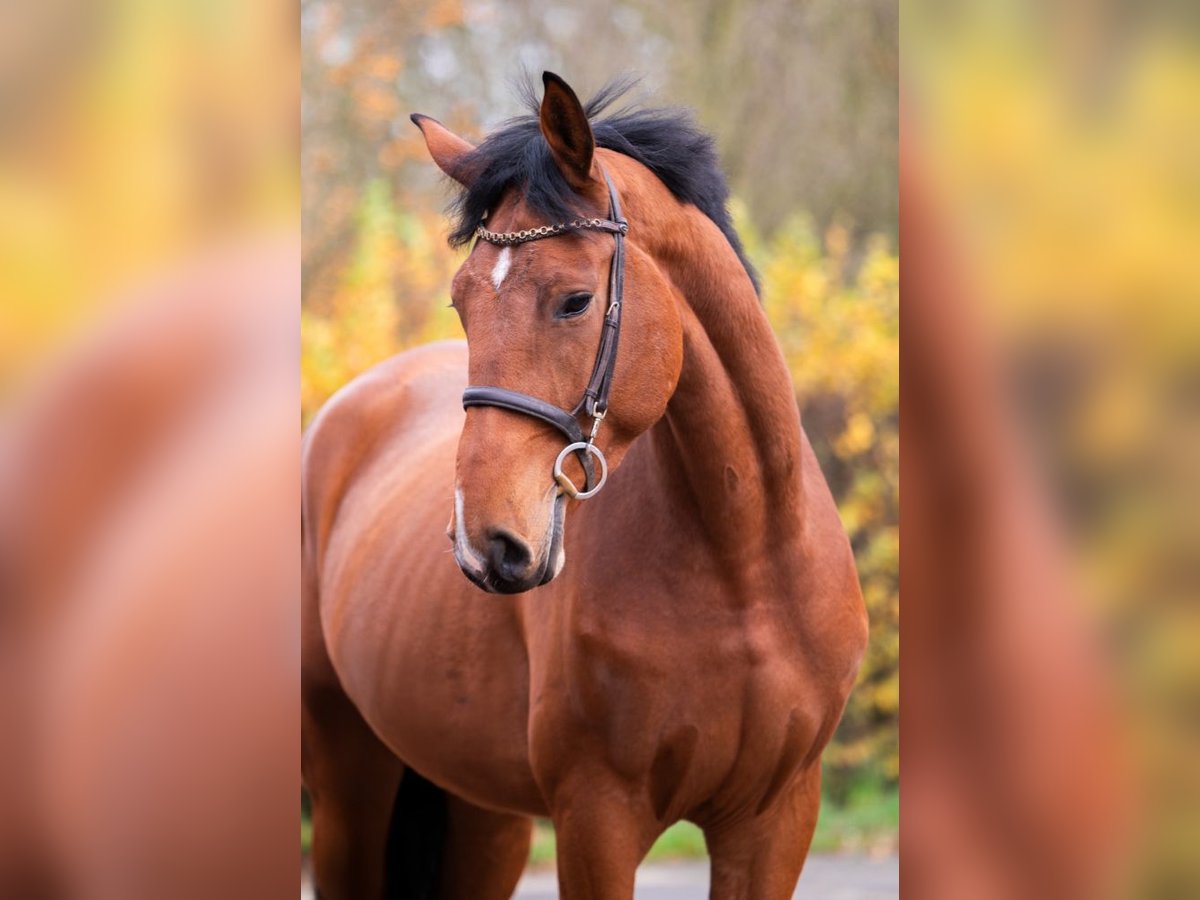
[303,74,866,899]
[305,343,545,815]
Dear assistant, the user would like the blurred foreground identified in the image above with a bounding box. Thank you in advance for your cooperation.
[0,0,297,897]
[904,1,1200,896]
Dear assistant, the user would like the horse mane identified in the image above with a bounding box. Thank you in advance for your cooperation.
[446,77,760,294]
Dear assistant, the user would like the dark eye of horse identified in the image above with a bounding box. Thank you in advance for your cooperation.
[556,292,593,319]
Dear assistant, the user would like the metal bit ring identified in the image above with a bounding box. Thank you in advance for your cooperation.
[553,442,608,500]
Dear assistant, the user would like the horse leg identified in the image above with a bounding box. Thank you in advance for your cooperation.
[436,796,532,900]
[704,766,822,900]
[549,774,657,900]
[302,682,403,900]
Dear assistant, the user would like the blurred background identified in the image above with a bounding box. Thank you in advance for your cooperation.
[300,0,900,867]
[1,0,296,897]
[904,0,1200,896]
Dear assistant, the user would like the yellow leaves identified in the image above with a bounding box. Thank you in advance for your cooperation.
[872,677,900,716]
[859,240,899,296]
[914,18,1200,326]
[0,0,295,392]
[300,274,399,422]
[759,215,899,416]
[301,180,463,424]
[837,412,877,459]
[824,222,851,277]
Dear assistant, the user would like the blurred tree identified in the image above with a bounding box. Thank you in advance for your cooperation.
[300,0,897,306]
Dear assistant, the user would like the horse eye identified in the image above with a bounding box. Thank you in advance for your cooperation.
[557,292,593,319]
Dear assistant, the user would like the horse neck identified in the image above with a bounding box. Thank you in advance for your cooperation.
[635,199,807,565]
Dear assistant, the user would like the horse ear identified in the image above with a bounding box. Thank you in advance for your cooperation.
[410,114,477,186]
[539,72,597,192]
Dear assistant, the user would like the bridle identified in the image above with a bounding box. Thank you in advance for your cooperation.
[462,171,628,501]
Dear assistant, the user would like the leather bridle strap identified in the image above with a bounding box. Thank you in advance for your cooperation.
[462,170,628,500]
[460,386,587,447]
[579,175,625,420]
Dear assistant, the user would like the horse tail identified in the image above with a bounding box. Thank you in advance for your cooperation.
[383,769,448,900]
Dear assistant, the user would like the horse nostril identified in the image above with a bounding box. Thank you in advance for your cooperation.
[486,527,534,582]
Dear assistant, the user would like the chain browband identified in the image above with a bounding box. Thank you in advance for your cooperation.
[474,217,627,246]
[463,170,628,500]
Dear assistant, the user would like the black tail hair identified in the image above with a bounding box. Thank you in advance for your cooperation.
[384,770,448,899]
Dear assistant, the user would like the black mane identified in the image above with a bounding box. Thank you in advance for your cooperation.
[445,79,759,294]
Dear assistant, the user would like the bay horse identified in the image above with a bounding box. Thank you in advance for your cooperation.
[301,73,867,899]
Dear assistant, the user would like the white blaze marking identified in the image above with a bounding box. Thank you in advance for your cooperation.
[490,247,512,291]
[541,492,566,580]
[454,488,486,570]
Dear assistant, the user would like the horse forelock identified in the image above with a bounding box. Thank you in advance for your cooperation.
[445,77,759,295]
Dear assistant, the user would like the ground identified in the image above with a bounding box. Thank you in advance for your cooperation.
[512,856,900,899]
[298,855,900,899]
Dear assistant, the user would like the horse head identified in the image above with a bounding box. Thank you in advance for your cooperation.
[413,72,684,593]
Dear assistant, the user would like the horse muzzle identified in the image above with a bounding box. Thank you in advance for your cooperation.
[451,489,566,594]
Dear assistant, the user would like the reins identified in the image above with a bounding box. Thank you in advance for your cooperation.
[462,171,628,500]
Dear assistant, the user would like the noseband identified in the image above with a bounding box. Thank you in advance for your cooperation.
[462,171,628,500]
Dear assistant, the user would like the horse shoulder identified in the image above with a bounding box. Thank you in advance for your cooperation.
[302,340,471,699]
[302,341,467,565]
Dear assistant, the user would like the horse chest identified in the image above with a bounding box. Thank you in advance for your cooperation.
[533,612,823,817]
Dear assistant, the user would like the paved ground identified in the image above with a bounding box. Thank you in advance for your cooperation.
[300,854,899,899]
[514,855,899,899]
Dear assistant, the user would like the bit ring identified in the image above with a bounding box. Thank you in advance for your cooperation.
[553,442,608,500]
